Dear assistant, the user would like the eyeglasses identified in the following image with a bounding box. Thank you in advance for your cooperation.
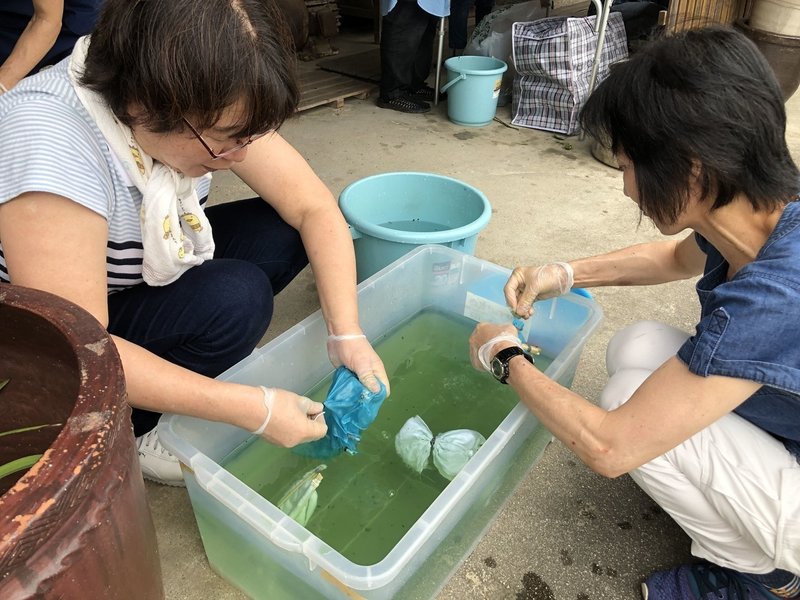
[182,117,267,160]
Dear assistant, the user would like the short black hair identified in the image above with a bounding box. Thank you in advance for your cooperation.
[580,26,799,225]
[80,0,299,137]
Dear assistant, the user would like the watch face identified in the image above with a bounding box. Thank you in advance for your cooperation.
[490,356,504,380]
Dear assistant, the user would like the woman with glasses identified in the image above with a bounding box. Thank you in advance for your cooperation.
[0,0,390,486]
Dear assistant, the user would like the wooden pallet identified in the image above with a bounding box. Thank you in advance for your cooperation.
[297,68,374,112]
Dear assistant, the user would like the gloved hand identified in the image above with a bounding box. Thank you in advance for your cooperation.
[326,334,391,396]
[504,262,574,318]
[468,323,521,372]
[257,387,328,448]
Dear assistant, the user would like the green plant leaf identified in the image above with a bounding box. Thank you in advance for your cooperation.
[0,454,42,480]
[0,423,62,438]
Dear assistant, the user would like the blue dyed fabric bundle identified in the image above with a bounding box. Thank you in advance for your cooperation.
[294,366,387,459]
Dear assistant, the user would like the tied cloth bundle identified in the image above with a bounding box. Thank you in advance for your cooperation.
[294,366,388,459]
[395,415,486,481]
[276,465,326,527]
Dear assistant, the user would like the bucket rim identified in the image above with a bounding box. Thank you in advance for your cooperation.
[443,55,508,76]
[338,171,493,244]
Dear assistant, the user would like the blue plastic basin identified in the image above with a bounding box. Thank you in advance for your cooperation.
[339,172,492,282]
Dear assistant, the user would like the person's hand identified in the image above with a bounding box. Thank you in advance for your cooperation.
[327,334,391,396]
[259,387,327,447]
[469,322,521,372]
[504,262,574,318]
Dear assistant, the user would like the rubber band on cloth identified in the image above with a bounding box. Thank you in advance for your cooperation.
[328,334,367,341]
[251,386,275,435]
[477,334,522,372]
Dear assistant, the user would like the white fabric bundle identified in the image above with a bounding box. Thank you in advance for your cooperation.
[395,415,486,481]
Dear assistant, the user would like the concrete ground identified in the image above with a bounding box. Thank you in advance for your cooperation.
[145,23,800,600]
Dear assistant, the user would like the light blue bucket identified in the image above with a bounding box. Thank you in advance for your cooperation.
[440,56,508,127]
[339,172,492,282]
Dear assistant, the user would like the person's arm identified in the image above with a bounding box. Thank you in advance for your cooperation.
[470,324,761,477]
[505,234,706,316]
[569,234,707,288]
[0,192,326,446]
[232,133,390,393]
[0,0,64,93]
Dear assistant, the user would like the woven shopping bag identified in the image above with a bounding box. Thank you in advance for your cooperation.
[511,13,628,135]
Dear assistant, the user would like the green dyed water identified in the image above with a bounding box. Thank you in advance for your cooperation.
[220,309,552,566]
[378,219,449,233]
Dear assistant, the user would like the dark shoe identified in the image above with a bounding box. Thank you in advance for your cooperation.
[642,562,784,600]
[376,96,430,114]
[408,84,443,102]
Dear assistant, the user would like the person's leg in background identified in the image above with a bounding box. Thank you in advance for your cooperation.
[448,0,475,53]
[408,11,439,100]
[599,321,800,599]
[108,198,308,484]
[379,0,434,113]
[474,0,495,27]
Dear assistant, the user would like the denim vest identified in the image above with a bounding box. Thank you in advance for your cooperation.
[677,201,800,460]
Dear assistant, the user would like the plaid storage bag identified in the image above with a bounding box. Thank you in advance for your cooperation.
[510,13,628,135]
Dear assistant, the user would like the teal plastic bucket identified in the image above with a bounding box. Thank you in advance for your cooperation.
[440,56,508,127]
[339,172,492,282]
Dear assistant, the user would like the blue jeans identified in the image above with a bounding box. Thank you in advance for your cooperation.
[107,198,308,436]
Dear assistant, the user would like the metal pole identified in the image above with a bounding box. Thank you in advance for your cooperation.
[587,0,613,97]
[580,0,613,140]
[434,17,446,106]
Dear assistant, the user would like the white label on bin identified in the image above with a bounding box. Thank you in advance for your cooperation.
[464,292,533,339]
[464,292,511,324]
[493,78,502,99]
[432,260,460,286]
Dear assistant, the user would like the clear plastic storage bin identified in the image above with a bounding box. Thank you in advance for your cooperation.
[159,245,603,600]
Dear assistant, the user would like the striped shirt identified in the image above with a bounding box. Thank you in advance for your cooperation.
[0,58,211,292]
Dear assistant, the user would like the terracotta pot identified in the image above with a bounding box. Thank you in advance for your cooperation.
[736,19,800,101]
[0,284,163,599]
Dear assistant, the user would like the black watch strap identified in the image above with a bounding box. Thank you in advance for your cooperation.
[491,346,534,384]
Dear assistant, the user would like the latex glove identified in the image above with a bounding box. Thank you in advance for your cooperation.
[258,387,328,448]
[504,262,574,318]
[327,334,391,396]
[468,323,522,372]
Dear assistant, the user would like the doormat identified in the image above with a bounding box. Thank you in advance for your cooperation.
[317,48,381,83]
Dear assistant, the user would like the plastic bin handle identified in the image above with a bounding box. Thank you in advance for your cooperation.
[268,524,304,554]
[347,224,362,240]
[440,72,467,95]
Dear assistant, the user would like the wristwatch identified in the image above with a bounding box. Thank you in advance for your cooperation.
[490,347,534,384]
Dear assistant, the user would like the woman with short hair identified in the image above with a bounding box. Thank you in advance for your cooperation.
[0,0,389,486]
[470,27,800,599]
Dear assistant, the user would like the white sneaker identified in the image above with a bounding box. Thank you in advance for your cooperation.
[135,427,185,486]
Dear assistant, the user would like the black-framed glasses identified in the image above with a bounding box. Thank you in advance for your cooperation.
[182,117,267,160]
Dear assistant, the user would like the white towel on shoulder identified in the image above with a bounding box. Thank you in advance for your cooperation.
[67,36,214,286]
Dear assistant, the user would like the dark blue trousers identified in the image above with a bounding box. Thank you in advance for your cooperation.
[107,198,309,436]
[448,0,495,50]
[379,0,439,100]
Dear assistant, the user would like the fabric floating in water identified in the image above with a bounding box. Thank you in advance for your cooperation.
[276,464,326,527]
[395,415,486,481]
[294,366,388,459]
